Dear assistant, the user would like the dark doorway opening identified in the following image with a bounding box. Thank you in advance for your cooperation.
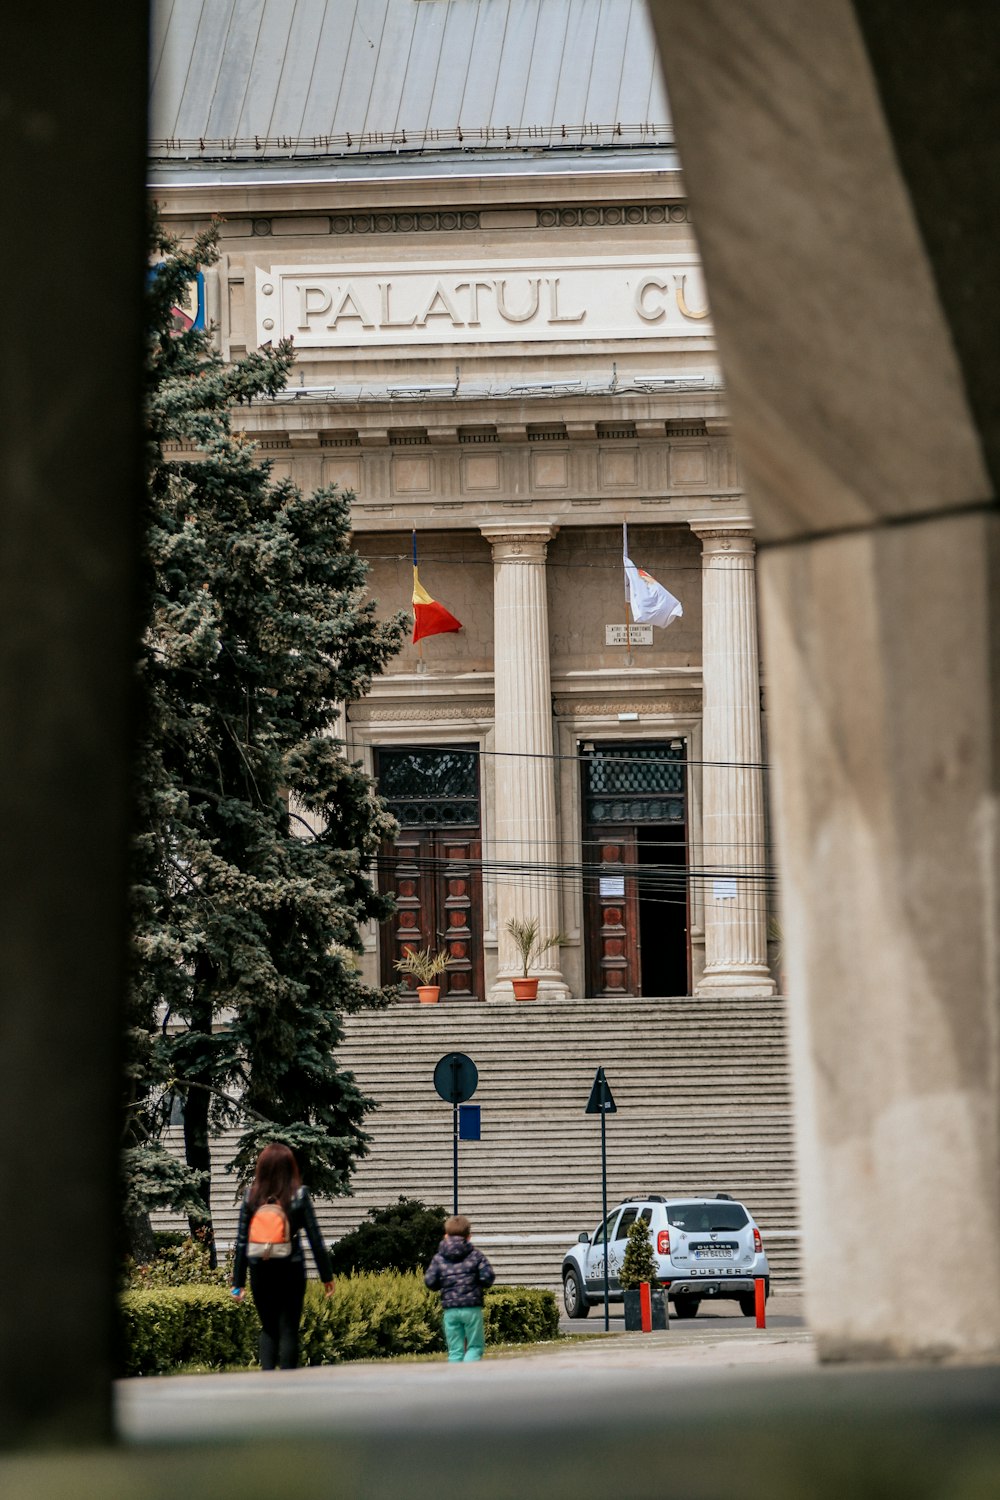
[637,826,690,996]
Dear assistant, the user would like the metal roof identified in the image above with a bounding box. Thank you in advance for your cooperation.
[149,0,672,164]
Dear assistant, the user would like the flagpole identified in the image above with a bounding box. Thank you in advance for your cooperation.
[623,518,633,669]
[412,527,426,674]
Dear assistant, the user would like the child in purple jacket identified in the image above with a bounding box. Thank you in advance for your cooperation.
[424,1214,496,1362]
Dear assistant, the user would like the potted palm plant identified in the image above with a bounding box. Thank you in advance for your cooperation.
[505,917,567,1001]
[620,1217,668,1330]
[394,945,451,1004]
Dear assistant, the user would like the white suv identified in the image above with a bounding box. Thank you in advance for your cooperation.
[561,1193,770,1319]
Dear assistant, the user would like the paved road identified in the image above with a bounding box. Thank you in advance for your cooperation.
[118,1320,814,1445]
[4,1307,998,1500]
[557,1288,805,1336]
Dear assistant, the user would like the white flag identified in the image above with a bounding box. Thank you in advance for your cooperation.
[623,524,682,629]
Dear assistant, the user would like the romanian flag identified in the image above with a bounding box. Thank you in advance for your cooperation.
[411,532,462,643]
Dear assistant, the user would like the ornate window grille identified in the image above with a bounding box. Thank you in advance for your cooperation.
[581,741,686,824]
[377,745,480,828]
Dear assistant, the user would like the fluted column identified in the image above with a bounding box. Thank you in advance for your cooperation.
[691,524,775,994]
[481,524,569,1000]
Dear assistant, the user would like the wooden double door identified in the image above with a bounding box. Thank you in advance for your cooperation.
[379,828,484,1001]
[376,746,485,1002]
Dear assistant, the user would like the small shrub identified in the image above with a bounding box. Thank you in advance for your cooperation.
[484,1287,560,1344]
[328,1197,446,1276]
[121,1231,231,1290]
[619,1218,659,1290]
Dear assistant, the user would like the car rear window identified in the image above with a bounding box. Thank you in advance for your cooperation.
[667,1201,749,1231]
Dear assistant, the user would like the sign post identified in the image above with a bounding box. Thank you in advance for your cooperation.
[433,1052,479,1214]
[585,1066,617,1331]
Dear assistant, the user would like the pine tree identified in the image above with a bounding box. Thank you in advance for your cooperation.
[123,220,405,1258]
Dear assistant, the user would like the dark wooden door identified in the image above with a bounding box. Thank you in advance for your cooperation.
[585,832,641,997]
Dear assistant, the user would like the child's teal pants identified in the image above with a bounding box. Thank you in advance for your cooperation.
[443,1306,485,1361]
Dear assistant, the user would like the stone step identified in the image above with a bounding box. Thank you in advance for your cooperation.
[154,997,802,1284]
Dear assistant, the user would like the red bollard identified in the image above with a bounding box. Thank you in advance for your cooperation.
[755,1277,767,1328]
[640,1281,653,1332]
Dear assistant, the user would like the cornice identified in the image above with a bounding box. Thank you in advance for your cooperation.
[237,395,730,436]
[148,167,687,219]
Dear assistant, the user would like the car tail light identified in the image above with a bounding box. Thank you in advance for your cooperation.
[753,1227,762,1253]
[657,1230,670,1255]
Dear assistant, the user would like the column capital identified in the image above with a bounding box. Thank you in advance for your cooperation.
[480,522,558,562]
[689,521,757,558]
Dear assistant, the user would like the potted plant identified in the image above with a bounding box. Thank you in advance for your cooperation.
[620,1217,668,1330]
[394,945,451,1004]
[505,917,568,1001]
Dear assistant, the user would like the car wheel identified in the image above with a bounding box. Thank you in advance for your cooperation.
[673,1296,700,1319]
[563,1269,591,1319]
[739,1284,769,1316]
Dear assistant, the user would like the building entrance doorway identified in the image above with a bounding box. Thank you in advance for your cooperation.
[582,741,690,997]
[375,745,485,1002]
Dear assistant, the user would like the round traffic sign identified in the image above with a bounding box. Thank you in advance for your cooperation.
[433,1052,478,1104]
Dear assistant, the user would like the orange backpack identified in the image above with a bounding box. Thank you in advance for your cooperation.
[247,1197,292,1261]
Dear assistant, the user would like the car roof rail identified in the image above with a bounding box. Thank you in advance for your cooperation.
[621,1193,668,1203]
[715,1192,733,1200]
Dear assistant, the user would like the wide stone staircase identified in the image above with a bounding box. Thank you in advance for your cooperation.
[160,996,800,1292]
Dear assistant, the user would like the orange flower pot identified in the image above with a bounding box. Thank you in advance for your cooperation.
[512,977,539,1001]
[416,985,440,1004]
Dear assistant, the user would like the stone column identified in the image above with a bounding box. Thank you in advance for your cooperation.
[481,524,569,1000]
[691,524,775,995]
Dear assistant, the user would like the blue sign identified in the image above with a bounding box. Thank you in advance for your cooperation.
[458,1104,481,1141]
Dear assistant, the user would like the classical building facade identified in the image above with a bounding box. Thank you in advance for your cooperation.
[149,0,778,1004]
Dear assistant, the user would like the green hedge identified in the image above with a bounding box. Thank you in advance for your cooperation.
[120,1286,261,1375]
[120,1275,559,1375]
[297,1271,444,1364]
[484,1287,560,1345]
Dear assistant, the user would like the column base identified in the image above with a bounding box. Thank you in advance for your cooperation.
[696,965,776,997]
[488,974,572,1003]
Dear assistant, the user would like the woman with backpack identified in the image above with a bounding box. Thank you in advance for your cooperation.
[231,1142,335,1370]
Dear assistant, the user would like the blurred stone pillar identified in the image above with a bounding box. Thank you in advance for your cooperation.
[481,524,569,1000]
[650,0,1000,1360]
[691,523,774,995]
[0,7,148,1447]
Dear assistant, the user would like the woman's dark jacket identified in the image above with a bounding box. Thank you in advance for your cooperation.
[232,1186,333,1290]
[424,1235,496,1308]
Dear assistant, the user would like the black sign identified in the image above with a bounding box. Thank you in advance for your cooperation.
[434,1052,479,1104]
[585,1065,617,1115]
